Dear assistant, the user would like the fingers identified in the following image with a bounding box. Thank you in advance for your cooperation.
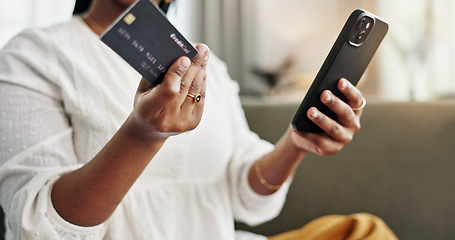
[337,78,365,113]
[306,78,362,142]
[294,78,364,155]
[319,90,360,131]
[138,44,209,133]
[149,44,209,113]
[180,44,210,104]
[132,43,210,137]
[307,107,353,143]
[185,65,207,121]
[138,57,191,115]
[175,44,209,129]
[162,57,192,94]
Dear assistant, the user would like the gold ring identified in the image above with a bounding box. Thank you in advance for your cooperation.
[187,93,202,103]
[352,97,366,111]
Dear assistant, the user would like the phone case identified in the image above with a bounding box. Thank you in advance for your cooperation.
[291,9,388,133]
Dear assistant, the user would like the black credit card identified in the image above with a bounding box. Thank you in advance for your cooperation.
[101,0,198,85]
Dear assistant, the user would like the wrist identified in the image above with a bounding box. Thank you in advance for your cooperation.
[286,127,309,157]
[254,160,282,191]
[123,113,170,144]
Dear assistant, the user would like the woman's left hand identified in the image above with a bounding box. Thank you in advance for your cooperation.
[291,78,365,156]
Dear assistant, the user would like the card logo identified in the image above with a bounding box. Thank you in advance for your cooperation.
[170,33,190,54]
[123,13,136,25]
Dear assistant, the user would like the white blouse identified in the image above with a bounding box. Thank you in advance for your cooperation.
[0,17,289,240]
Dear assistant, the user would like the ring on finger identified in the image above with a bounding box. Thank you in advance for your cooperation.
[352,97,366,111]
[187,93,202,103]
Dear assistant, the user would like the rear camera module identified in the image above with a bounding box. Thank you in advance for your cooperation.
[349,16,374,47]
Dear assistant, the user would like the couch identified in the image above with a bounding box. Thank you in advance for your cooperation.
[236,98,455,240]
[2,100,455,239]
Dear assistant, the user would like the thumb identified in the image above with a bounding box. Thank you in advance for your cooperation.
[136,57,191,113]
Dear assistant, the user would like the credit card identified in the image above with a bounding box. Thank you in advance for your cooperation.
[101,0,198,85]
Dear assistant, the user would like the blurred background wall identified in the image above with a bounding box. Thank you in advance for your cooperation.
[174,0,455,101]
[0,0,75,47]
[2,0,455,101]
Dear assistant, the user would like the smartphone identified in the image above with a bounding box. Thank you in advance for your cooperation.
[291,9,388,133]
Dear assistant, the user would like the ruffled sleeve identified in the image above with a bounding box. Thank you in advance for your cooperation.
[0,29,107,239]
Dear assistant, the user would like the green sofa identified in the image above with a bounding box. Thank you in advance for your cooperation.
[237,98,455,240]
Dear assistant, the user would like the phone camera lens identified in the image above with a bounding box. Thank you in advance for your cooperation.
[352,31,367,44]
[356,17,372,31]
[356,18,366,30]
[349,16,373,47]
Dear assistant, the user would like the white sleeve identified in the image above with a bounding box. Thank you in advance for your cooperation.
[208,57,290,226]
[0,82,107,239]
[0,31,107,239]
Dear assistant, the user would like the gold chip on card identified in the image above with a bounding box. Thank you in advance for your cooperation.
[123,13,136,25]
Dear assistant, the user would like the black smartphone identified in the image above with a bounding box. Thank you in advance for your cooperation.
[291,9,388,133]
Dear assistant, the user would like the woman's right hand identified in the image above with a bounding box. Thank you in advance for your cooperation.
[128,44,210,141]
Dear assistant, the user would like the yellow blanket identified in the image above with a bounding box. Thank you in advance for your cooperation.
[268,213,398,240]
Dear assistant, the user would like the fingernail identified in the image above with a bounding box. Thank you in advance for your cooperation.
[197,44,209,57]
[309,109,318,119]
[341,79,348,89]
[324,92,331,102]
[181,57,191,69]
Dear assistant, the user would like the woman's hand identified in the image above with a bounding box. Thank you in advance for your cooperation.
[51,44,210,227]
[291,78,364,156]
[128,44,210,140]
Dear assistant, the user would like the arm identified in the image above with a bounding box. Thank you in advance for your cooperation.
[249,78,364,195]
[51,44,210,227]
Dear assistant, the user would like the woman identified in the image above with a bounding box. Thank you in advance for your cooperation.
[0,0,395,239]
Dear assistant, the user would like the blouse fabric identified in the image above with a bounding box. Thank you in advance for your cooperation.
[0,16,289,240]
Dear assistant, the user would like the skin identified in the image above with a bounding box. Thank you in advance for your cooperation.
[51,0,365,227]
